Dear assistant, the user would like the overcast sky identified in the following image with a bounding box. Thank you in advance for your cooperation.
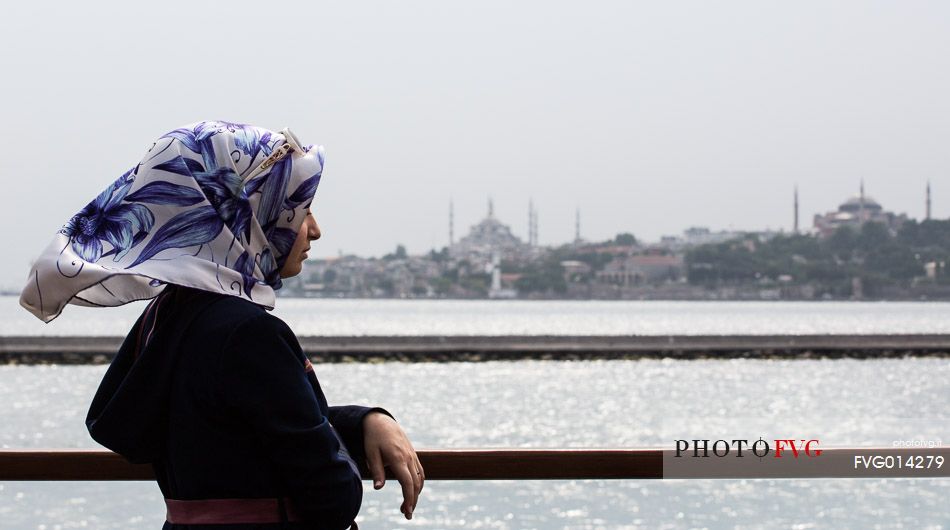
[1,1,948,290]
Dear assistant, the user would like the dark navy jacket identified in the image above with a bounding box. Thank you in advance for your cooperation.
[86,285,393,529]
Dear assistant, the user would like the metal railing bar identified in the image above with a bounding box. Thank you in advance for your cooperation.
[1,448,946,480]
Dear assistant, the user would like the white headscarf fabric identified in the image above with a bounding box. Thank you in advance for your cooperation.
[20,120,325,323]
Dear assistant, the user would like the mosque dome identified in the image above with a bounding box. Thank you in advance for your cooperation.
[839,195,882,213]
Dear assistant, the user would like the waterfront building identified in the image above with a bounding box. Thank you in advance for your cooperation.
[812,182,908,238]
[560,260,593,280]
[656,226,750,252]
[450,199,532,266]
[596,253,685,285]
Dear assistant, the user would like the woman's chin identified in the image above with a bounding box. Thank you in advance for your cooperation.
[279,264,302,279]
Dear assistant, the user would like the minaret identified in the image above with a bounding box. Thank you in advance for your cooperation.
[534,207,539,246]
[528,200,535,246]
[926,181,932,221]
[793,185,799,234]
[859,179,866,219]
[449,199,455,246]
[488,197,494,219]
[575,207,581,243]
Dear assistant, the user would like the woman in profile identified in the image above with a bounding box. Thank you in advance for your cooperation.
[20,121,424,529]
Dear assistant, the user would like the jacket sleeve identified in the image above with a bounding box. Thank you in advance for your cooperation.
[327,405,396,476]
[215,313,362,530]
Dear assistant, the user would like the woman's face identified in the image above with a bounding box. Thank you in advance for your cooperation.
[279,208,321,278]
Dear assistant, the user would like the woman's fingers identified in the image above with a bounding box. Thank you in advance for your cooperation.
[409,458,422,510]
[361,412,425,518]
[365,447,386,490]
[414,455,425,493]
[391,462,417,519]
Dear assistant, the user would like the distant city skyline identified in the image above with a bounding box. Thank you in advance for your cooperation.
[434,179,935,253]
[2,1,949,293]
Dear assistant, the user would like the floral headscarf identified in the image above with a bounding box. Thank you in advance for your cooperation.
[20,120,325,323]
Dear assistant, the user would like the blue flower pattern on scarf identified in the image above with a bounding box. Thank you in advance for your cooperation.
[61,167,155,262]
[149,122,320,294]
[22,120,324,323]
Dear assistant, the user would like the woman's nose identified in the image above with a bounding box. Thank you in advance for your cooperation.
[310,220,321,241]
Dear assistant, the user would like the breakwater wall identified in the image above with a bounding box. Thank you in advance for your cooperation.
[2,335,950,364]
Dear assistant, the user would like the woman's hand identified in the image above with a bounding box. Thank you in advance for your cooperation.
[363,411,424,520]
